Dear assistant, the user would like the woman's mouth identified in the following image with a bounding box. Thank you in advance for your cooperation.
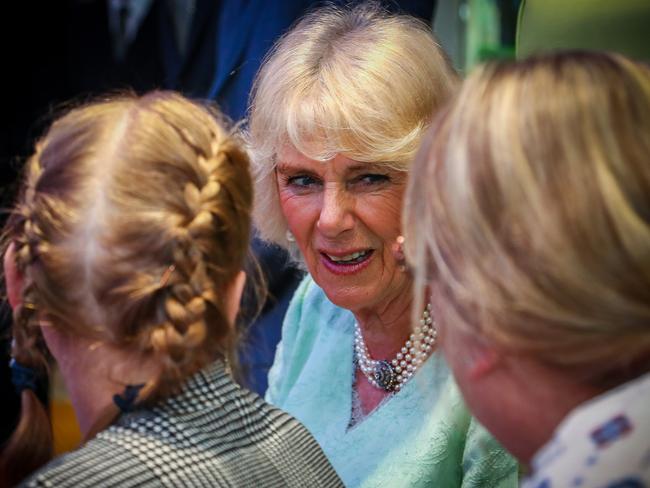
[320,249,374,275]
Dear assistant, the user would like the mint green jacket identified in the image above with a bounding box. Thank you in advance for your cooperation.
[266,276,519,487]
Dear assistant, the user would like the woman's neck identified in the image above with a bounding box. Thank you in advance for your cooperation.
[351,286,436,415]
[499,356,606,465]
[353,289,421,360]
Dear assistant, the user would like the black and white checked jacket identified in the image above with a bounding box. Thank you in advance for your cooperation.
[22,361,344,487]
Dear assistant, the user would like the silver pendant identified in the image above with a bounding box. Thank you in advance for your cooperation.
[373,360,397,391]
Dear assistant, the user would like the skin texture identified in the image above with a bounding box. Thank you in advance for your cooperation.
[276,147,410,320]
[275,146,417,413]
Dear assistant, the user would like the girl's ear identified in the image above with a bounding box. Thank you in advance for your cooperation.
[224,271,247,327]
[3,242,24,310]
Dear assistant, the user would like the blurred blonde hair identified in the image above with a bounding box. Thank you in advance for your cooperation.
[248,2,458,252]
[1,91,253,483]
[404,51,650,387]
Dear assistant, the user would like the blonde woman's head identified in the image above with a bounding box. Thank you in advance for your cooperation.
[249,2,458,252]
[404,51,650,388]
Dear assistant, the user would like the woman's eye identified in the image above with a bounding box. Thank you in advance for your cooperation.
[354,174,390,186]
[287,175,320,189]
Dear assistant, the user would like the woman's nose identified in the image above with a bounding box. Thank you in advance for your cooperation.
[316,185,355,238]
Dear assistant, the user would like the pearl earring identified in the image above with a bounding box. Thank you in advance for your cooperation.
[392,235,407,272]
[286,230,296,242]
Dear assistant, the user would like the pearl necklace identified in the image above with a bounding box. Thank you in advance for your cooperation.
[354,303,437,392]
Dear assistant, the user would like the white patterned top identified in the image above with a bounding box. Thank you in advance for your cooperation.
[524,371,650,488]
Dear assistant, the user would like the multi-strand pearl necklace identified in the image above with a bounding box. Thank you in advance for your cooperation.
[354,303,437,392]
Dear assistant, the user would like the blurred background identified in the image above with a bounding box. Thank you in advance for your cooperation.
[436,0,521,73]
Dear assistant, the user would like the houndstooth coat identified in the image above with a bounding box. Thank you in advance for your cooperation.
[22,360,343,487]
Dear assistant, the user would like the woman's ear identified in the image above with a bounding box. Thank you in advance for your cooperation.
[3,242,24,310]
[464,336,501,381]
[224,271,247,326]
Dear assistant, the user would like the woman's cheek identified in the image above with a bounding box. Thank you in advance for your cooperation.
[280,193,318,237]
[278,191,302,220]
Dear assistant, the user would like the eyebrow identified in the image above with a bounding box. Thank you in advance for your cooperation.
[276,161,384,174]
[275,163,315,175]
[347,163,378,172]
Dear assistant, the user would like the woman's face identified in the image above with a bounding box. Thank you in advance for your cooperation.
[276,146,410,313]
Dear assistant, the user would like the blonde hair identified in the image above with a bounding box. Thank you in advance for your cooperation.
[404,51,650,387]
[1,91,253,483]
[249,2,458,251]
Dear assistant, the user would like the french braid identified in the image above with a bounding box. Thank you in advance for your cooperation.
[1,146,54,487]
[1,92,254,483]
[144,124,252,400]
[11,148,49,370]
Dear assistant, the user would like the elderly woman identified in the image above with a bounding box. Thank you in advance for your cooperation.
[404,51,650,486]
[0,92,342,487]
[248,4,518,487]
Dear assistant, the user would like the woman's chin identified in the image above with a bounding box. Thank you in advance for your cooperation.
[321,288,370,312]
[310,256,380,311]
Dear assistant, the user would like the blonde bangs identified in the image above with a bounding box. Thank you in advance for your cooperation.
[281,84,420,170]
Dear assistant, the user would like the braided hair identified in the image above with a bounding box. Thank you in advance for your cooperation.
[1,91,253,484]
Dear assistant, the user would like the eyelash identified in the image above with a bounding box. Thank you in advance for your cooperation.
[355,174,390,186]
[286,175,320,188]
[284,173,391,190]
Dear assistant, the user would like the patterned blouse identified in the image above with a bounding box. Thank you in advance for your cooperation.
[524,371,650,488]
[22,360,344,487]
